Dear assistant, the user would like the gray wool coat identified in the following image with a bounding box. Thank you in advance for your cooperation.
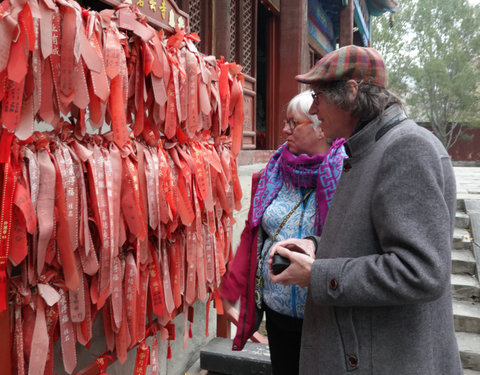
[301,104,463,375]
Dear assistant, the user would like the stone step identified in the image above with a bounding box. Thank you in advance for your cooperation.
[200,337,271,375]
[453,300,480,334]
[465,200,480,213]
[452,250,477,275]
[185,359,209,375]
[457,331,480,371]
[464,369,480,375]
[451,274,480,301]
[454,228,473,250]
[458,198,466,212]
[457,211,471,229]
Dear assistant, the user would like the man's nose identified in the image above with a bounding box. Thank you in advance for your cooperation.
[308,103,317,115]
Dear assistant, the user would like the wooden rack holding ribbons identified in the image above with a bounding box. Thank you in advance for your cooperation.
[0,0,244,373]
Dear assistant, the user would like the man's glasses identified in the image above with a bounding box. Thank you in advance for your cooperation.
[311,90,322,105]
[283,118,312,132]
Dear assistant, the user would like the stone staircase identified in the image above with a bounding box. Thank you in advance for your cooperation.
[453,200,480,374]
[196,198,480,375]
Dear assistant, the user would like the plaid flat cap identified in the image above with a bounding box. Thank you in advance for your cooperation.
[296,45,387,88]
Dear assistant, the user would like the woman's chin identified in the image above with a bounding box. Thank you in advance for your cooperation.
[287,143,297,154]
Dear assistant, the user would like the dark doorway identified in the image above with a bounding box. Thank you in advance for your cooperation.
[256,2,278,150]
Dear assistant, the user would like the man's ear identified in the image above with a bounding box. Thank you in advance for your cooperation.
[345,80,359,101]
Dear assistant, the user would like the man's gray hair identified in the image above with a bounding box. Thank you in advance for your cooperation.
[312,81,404,122]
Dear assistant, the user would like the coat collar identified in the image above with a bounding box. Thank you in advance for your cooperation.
[344,104,407,158]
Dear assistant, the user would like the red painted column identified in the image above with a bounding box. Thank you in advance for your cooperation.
[217,313,231,338]
[0,310,11,374]
[275,0,309,149]
[212,0,230,58]
[339,0,354,47]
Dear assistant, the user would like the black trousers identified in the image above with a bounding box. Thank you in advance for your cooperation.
[265,304,303,375]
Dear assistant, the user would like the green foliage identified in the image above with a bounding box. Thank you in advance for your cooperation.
[461,133,474,143]
[371,0,480,149]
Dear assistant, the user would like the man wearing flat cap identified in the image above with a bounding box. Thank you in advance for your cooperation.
[268,45,463,374]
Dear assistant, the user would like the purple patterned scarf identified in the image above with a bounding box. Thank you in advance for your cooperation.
[250,140,346,235]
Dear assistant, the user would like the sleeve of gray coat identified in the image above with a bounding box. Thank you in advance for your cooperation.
[309,133,456,307]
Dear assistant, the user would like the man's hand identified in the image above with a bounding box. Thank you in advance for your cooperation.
[268,238,316,287]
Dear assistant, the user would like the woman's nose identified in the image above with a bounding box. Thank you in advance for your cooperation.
[282,121,292,135]
[308,103,317,115]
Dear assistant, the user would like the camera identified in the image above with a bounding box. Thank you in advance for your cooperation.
[272,253,290,275]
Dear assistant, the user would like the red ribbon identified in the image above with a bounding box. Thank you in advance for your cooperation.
[0,132,16,311]
[133,340,150,375]
[95,354,114,374]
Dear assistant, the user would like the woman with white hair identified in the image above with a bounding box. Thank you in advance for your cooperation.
[221,90,347,375]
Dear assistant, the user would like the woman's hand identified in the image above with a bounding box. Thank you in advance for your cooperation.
[268,238,316,287]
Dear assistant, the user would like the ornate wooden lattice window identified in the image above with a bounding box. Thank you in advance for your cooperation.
[188,0,201,36]
[238,0,254,76]
[228,0,238,63]
[179,0,254,76]
[179,0,257,150]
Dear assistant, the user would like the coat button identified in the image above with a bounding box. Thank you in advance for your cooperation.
[348,355,358,367]
[329,279,338,290]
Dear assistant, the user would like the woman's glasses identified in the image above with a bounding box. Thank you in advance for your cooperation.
[283,118,312,132]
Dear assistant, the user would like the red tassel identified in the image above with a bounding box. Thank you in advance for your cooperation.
[0,270,7,312]
[167,341,172,359]
[189,323,192,339]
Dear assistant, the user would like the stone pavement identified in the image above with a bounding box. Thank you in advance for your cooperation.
[454,166,480,200]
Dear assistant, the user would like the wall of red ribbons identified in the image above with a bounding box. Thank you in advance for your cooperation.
[0,0,244,374]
